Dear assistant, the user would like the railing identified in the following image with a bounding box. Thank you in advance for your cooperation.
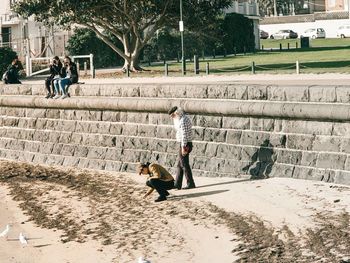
[25,54,95,78]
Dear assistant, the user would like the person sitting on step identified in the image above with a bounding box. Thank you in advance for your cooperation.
[53,56,78,99]
[45,56,62,98]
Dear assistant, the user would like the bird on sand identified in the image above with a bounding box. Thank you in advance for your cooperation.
[0,224,10,238]
[138,256,151,263]
[19,232,28,245]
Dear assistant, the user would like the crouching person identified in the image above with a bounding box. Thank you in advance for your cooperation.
[137,162,174,202]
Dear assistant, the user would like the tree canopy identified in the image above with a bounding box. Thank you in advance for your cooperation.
[13,0,231,71]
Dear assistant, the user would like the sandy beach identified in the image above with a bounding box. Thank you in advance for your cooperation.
[0,160,350,263]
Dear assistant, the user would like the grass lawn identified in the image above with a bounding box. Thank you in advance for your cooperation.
[138,42,350,76]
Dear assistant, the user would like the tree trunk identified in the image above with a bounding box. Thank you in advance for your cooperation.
[121,48,143,72]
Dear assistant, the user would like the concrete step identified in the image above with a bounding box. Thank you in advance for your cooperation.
[2,83,350,103]
[1,95,350,122]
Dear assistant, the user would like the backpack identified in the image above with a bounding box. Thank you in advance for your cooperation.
[2,70,9,84]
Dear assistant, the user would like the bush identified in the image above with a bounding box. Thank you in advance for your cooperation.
[66,28,123,69]
[0,47,18,77]
[221,13,255,54]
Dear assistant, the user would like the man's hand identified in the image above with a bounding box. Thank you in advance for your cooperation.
[143,187,154,199]
[181,146,189,156]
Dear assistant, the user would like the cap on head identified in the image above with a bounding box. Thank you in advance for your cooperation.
[168,106,178,115]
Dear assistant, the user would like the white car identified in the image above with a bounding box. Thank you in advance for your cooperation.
[270,30,298,39]
[301,28,326,39]
[337,25,350,38]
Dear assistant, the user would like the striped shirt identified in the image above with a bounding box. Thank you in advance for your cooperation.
[175,113,193,147]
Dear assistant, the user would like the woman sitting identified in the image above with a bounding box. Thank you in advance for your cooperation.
[53,56,78,99]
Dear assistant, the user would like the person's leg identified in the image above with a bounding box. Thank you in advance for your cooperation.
[59,78,70,98]
[148,179,174,202]
[174,144,184,189]
[45,78,52,98]
[50,79,55,96]
[59,78,67,95]
[149,179,168,197]
[146,180,153,188]
[183,142,195,188]
[53,79,60,98]
[164,180,174,196]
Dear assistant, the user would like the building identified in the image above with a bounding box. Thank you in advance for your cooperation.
[0,0,70,60]
[226,0,261,49]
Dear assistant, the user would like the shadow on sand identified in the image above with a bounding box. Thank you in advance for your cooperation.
[196,178,251,189]
[169,189,229,200]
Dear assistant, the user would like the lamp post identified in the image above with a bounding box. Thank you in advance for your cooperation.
[179,0,186,75]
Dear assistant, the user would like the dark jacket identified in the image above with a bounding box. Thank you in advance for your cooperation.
[6,64,21,84]
[48,61,63,79]
[60,62,79,84]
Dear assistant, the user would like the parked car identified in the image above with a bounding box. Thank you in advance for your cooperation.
[260,30,269,39]
[270,30,298,39]
[300,28,326,39]
[337,25,350,38]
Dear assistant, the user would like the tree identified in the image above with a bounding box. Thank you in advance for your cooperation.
[13,0,231,71]
[66,28,123,68]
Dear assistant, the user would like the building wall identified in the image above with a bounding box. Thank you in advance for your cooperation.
[326,0,346,11]
[0,0,70,59]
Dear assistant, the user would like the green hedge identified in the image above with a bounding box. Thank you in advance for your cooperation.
[221,13,255,54]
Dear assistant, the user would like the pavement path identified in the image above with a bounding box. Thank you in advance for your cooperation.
[22,73,350,86]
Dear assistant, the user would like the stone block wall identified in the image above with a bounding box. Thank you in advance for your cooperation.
[1,83,350,185]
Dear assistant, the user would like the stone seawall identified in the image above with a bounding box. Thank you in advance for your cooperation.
[1,83,350,185]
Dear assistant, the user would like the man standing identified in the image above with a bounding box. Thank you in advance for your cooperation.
[168,106,196,190]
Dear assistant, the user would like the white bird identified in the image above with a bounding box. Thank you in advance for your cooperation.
[19,232,28,245]
[0,224,10,238]
[138,256,151,263]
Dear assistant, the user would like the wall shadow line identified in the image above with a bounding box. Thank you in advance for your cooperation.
[169,189,229,200]
[195,178,251,189]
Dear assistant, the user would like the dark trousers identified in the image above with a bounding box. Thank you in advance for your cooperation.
[45,77,55,95]
[146,179,174,197]
[175,142,195,189]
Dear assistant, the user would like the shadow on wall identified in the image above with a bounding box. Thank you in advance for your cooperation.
[242,139,277,180]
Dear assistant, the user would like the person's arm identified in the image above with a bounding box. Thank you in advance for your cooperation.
[180,117,192,154]
[59,67,66,78]
[143,187,154,198]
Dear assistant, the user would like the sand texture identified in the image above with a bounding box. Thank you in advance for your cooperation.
[0,160,350,263]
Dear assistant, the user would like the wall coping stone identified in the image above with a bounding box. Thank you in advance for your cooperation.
[1,96,350,121]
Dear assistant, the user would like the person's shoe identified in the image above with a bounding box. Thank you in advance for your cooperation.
[67,92,71,97]
[53,94,60,99]
[154,196,167,202]
[183,185,196,190]
[165,191,170,196]
[45,93,51,99]
[173,184,181,190]
[60,94,68,99]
